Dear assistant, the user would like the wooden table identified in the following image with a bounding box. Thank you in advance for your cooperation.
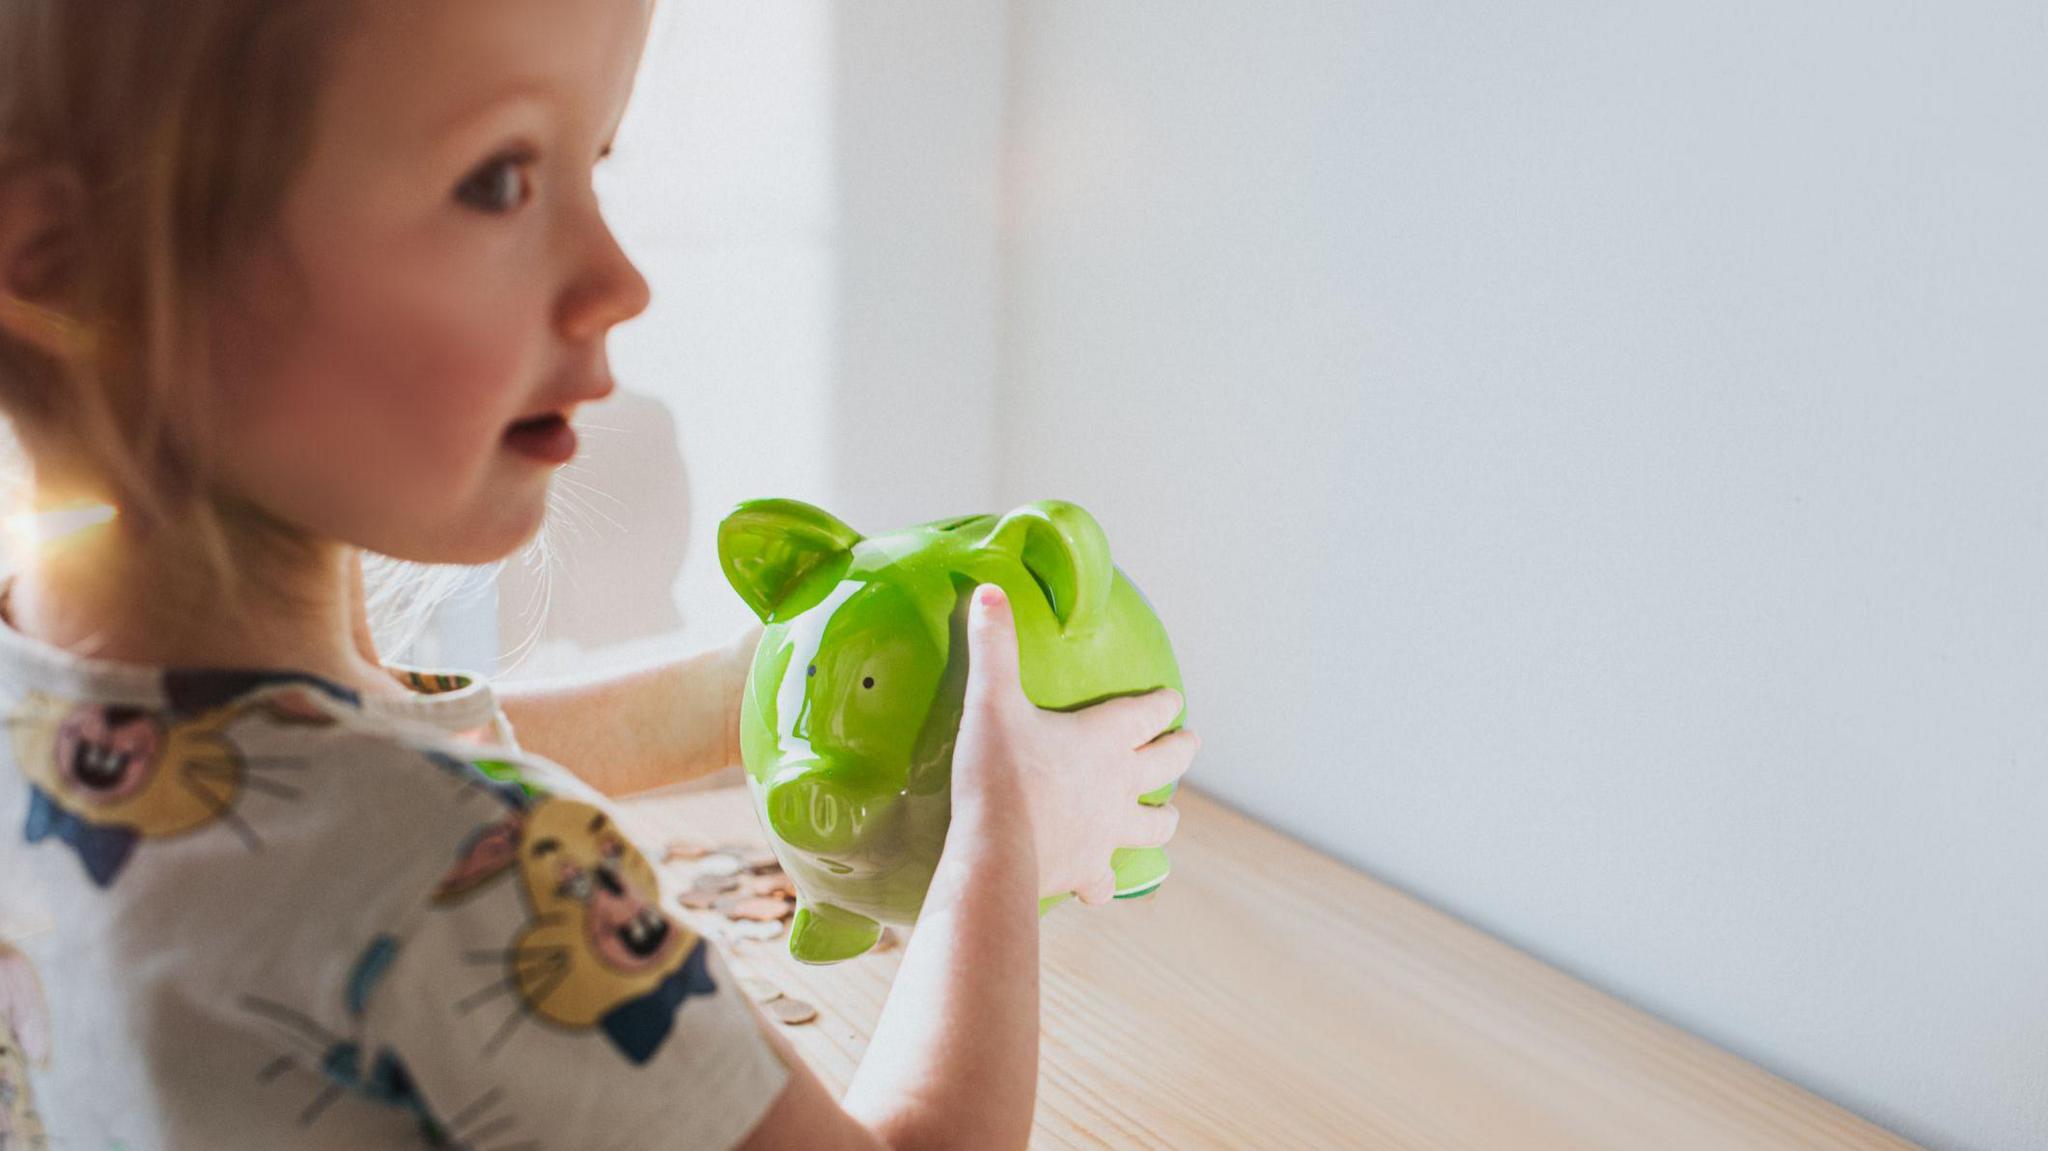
[616,773,1923,1151]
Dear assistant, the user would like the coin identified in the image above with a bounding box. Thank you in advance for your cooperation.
[766,996,818,1025]
[691,873,741,894]
[745,873,795,897]
[737,977,783,1002]
[696,853,743,877]
[727,918,786,941]
[675,889,723,910]
[872,926,901,953]
[743,851,782,873]
[662,840,711,862]
[729,897,794,922]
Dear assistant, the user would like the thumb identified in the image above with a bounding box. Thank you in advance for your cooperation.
[964,583,1021,711]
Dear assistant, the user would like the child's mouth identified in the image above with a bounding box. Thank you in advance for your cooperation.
[504,412,577,464]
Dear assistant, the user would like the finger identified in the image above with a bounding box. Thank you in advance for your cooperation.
[963,583,1021,713]
[1131,728,1200,796]
[1123,802,1180,848]
[1090,687,1185,749]
[1075,866,1118,906]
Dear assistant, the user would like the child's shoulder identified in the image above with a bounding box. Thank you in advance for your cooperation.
[1,666,593,901]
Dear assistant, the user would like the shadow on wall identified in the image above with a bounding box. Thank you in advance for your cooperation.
[496,388,694,677]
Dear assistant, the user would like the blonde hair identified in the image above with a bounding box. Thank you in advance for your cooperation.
[0,0,546,667]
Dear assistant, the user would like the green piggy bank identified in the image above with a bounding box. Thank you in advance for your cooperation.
[716,497,1186,965]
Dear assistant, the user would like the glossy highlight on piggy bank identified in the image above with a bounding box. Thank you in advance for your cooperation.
[716,498,1186,965]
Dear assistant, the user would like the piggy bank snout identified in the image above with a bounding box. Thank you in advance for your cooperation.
[765,767,893,854]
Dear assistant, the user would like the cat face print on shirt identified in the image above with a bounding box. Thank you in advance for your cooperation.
[239,936,533,1150]
[434,785,718,1065]
[12,674,346,887]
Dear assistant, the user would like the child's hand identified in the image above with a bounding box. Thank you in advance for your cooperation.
[951,583,1198,906]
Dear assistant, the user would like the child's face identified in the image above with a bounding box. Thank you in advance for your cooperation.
[206,0,656,565]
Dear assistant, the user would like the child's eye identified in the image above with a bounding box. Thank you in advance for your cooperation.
[455,152,534,214]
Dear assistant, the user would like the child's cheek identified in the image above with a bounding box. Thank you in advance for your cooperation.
[211,257,545,531]
[350,295,531,463]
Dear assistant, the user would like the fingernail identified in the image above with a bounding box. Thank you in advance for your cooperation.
[977,584,1004,608]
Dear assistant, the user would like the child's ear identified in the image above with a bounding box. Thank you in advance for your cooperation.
[717,498,863,624]
[0,163,87,358]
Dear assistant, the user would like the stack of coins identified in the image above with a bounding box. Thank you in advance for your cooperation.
[665,838,797,943]
[657,836,906,1026]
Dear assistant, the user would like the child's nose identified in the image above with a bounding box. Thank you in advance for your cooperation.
[558,219,652,342]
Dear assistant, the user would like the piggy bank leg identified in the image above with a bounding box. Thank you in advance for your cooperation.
[1112,783,1177,900]
[787,899,883,965]
[1110,846,1171,899]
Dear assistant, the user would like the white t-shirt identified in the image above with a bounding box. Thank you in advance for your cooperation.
[0,586,790,1151]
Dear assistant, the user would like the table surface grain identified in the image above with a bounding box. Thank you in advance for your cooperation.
[615,773,1922,1151]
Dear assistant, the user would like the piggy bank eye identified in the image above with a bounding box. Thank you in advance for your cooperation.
[807,663,816,678]
[862,676,875,690]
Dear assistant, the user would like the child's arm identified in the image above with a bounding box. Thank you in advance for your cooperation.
[736,759,1042,1151]
[348,549,759,795]
[494,621,763,797]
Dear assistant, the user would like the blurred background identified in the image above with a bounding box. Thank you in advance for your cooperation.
[407,4,2043,1149]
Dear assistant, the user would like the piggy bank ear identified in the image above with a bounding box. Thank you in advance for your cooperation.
[974,500,1114,632]
[717,498,864,624]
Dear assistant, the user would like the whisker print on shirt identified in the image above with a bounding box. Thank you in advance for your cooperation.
[430,774,721,1065]
[237,937,533,1151]
[452,945,575,1057]
[172,764,268,853]
[237,994,358,1126]
[186,760,305,801]
[453,943,572,1013]
[11,674,349,888]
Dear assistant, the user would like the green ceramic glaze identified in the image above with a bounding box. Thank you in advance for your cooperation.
[716,498,1186,965]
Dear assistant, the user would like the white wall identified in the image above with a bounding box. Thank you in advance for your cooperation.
[825,6,1007,531]
[997,3,2046,1150]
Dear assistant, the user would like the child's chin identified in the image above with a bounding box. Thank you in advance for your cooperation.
[375,499,547,567]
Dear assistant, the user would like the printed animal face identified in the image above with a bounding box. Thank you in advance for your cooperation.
[52,706,163,802]
[15,683,339,887]
[518,800,677,978]
[436,794,701,1033]
[14,693,243,838]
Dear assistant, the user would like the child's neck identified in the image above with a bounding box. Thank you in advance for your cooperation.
[7,492,408,699]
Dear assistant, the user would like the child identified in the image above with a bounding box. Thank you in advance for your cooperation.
[0,1,1200,1149]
